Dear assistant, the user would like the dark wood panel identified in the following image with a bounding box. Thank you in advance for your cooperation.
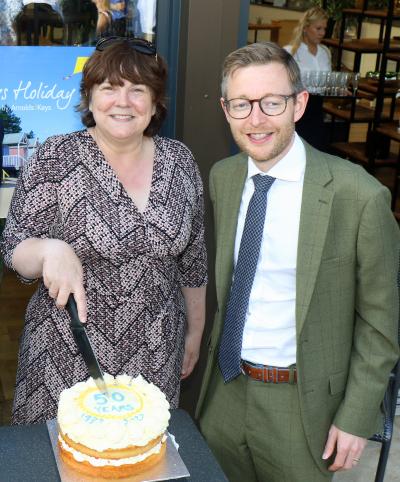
[323,38,400,53]
[323,101,383,122]
[0,268,36,425]
[376,122,400,141]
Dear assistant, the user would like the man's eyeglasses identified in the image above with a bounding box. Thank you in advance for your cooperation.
[95,36,157,56]
[223,94,296,119]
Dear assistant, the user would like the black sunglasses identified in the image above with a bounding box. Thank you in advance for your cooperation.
[95,36,157,56]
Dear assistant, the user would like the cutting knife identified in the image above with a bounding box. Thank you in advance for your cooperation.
[66,294,109,396]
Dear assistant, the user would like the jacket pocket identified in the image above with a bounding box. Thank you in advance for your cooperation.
[329,371,348,395]
[320,254,354,268]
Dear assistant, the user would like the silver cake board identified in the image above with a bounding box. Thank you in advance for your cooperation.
[47,419,190,482]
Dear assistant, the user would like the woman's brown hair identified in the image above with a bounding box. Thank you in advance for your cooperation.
[77,39,167,137]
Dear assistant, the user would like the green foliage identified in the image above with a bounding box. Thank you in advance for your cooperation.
[310,0,389,21]
[368,0,389,8]
[310,0,353,20]
[0,105,22,134]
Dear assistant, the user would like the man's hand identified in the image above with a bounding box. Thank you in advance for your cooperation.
[323,424,367,471]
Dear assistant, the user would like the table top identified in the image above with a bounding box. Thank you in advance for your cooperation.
[0,409,228,482]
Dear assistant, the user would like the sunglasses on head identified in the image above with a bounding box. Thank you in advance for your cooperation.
[95,36,157,56]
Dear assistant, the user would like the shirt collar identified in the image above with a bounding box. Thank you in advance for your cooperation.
[247,133,306,182]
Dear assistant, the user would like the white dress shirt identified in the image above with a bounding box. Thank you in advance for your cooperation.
[284,42,331,72]
[237,134,306,367]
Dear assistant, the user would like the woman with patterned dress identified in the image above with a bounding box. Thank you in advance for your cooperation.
[0,37,207,424]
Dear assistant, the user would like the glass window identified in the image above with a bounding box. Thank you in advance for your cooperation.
[0,0,157,46]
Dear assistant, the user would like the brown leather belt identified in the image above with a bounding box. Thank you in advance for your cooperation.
[241,360,297,384]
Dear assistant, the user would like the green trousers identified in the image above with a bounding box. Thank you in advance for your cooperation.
[199,367,333,482]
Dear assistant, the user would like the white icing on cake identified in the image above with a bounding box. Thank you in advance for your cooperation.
[58,374,170,451]
[58,434,167,467]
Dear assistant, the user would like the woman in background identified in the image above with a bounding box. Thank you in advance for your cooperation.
[284,7,332,151]
[284,6,331,72]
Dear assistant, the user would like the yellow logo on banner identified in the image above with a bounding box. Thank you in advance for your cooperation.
[73,57,89,75]
[63,57,89,80]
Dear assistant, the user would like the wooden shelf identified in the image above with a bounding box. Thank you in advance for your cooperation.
[387,53,400,63]
[363,9,400,20]
[323,100,387,122]
[330,142,368,163]
[341,8,400,20]
[376,122,400,142]
[330,142,398,167]
[358,78,400,95]
[323,38,400,53]
[342,8,363,15]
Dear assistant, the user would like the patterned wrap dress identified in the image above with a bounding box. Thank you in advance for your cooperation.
[0,130,208,424]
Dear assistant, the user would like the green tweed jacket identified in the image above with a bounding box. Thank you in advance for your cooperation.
[196,141,400,471]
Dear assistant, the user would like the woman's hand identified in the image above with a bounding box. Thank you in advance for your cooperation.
[12,238,87,322]
[181,330,202,380]
[180,286,206,380]
[42,239,87,321]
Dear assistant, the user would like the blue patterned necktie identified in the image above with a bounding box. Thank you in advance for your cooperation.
[218,174,276,383]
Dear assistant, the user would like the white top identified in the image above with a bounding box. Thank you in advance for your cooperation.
[137,0,157,34]
[237,133,306,367]
[23,0,58,6]
[284,42,331,72]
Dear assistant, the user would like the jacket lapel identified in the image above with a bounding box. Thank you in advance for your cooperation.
[215,153,248,317]
[296,143,334,337]
[214,145,334,339]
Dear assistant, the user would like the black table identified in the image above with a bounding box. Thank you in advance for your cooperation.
[0,409,228,482]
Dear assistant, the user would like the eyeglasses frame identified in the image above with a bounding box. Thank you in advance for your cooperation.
[223,93,297,119]
[95,36,157,57]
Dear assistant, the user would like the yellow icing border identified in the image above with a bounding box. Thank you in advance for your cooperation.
[77,384,144,420]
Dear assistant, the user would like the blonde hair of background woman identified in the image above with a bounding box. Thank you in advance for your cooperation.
[288,6,329,57]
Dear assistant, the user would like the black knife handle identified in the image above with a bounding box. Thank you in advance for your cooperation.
[66,294,83,328]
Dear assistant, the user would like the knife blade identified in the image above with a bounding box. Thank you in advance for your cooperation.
[66,294,109,396]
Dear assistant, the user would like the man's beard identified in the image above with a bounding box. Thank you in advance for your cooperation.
[232,122,295,164]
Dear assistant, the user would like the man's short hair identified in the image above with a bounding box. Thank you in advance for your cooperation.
[221,41,304,98]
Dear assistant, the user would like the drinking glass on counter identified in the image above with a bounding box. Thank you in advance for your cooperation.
[302,70,357,96]
[338,72,350,96]
[350,72,360,95]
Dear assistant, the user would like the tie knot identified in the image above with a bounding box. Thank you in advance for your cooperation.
[252,174,275,192]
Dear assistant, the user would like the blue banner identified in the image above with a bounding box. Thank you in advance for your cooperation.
[0,46,94,143]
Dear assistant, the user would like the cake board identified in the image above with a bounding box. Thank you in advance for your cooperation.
[47,419,190,482]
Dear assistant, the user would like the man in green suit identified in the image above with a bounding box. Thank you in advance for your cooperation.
[197,42,400,482]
